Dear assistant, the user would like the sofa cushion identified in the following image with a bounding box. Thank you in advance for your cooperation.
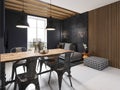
[60,52,82,62]
[71,52,82,62]
[64,43,71,50]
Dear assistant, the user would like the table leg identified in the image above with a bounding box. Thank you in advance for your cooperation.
[1,62,6,90]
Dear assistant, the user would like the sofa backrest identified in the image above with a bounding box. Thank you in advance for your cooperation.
[58,42,77,51]
[64,43,71,50]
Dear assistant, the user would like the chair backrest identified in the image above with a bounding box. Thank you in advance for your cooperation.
[26,56,38,79]
[46,55,60,65]
[63,52,71,69]
[14,56,38,79]
[10,47,27,53]
[52,52,72,70]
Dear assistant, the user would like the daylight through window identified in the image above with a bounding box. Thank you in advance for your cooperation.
[27,15,47,49]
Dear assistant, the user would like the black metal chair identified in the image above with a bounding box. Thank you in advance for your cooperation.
[10,47,27,81]
[14,56,40,90]
[45,52,73,90]
[38,56,55,75]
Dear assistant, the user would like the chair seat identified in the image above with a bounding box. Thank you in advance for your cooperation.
[45,59,56,67]
[54,63,65,70]
[46,60,65,72]
[14,59,26,65]
[17,73,38,82]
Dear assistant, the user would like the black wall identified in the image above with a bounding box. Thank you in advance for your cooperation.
[4,9,88,52]
[5,9,27,52]
[47,19,62,49]
[0,0,5,53]
[62,13,88,52]
[5,9,62,51]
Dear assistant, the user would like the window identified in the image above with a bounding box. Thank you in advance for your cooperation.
[27,15,47,49]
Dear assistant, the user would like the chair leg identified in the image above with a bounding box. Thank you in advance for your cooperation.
[14,82,17,90]
[48,71,52,84]
[68,75,72,87]
[44,62,48,69]
[39,61,44,74]
[36,59,40,71]
[23,65,26,72]
[35,79,40,90]
[67,71,73,87]
[18,83,27,90]
[11,65,15,80]
[56,72,64,90]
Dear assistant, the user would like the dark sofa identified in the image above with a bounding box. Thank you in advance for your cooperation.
[58,43,83,66]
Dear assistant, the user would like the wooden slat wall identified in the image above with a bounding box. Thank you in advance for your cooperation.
[88,1,120,68]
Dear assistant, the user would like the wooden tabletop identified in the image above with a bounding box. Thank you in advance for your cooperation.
[0,49,72,62]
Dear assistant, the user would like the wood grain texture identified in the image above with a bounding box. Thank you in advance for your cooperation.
[5,0,78,20]
[88,1,120,68]
[0,49,72,62]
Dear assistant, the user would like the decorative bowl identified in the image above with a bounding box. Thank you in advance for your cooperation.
[39,50,49,54]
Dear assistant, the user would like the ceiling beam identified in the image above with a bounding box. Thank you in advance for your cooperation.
[5,0,78,20]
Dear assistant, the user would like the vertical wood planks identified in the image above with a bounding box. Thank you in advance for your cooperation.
[88,1,120,68]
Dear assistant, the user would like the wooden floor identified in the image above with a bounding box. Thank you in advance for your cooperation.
[5,62,120,90]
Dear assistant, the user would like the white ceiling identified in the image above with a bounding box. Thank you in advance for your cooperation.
[40,0,119,13]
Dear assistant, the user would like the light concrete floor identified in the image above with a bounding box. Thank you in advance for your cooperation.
[5,62,120,90]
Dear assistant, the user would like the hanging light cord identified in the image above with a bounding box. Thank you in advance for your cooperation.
[50,0,51,18]
[23,0,24,12]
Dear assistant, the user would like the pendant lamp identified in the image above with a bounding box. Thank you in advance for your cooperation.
[46,0,55,30]
[16,0,29,28]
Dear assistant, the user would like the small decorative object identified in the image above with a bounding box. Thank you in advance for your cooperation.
[39,42,48,54]
[33,38,41,53]
[33,38,48,54]
[39,49,49,54]
[83,43,87,52]
[82,43,89,59]
[82,53,89,59]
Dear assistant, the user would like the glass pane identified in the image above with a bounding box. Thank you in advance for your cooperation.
[27,15,47,49]
[37,20,45,28]
[37,28,45,42]
[28,18,36,28]
[27,28,36,42]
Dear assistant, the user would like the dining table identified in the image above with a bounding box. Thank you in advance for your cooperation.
[0,49,73,90]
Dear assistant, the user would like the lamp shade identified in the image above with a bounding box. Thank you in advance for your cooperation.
[16,13,29,28]
[46,17,55,30]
